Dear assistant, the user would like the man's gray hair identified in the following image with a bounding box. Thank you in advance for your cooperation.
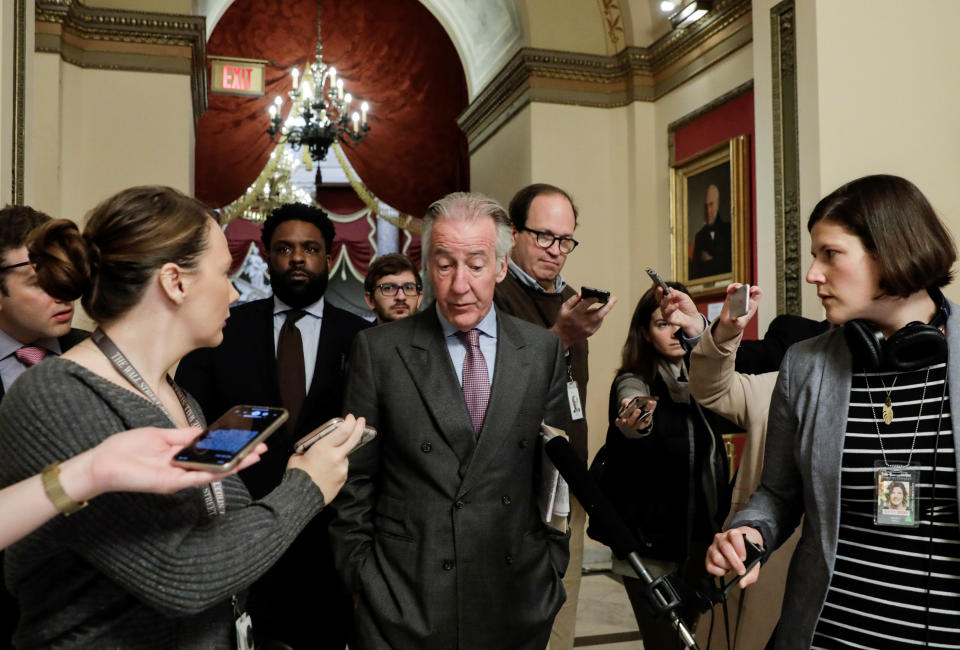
[421,192,513,267]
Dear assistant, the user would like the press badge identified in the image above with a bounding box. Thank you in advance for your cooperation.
[567,381,584,420]
[874,462,920,528]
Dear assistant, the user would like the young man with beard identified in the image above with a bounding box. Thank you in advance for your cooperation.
[176,203,369,650]
[363,253,423,324]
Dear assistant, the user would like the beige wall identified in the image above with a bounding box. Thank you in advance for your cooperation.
[807,0,960,307]
[26,56,195,330]
[470,106,533,205]
[520,0,611,53]
[28,61,195,223]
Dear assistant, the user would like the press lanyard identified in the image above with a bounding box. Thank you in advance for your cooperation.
[91,328,225,516]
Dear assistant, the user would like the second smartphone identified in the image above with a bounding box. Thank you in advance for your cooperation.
[294,417,377,455]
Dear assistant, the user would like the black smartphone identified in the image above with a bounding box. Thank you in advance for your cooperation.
[645,268,671,295]
[581,286,610,304]
[172,405,288,472]
[294,417,378,455]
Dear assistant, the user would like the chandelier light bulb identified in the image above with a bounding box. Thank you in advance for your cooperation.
[660,0,676,11]
[274,96,283,108]
[291,67,300,89]
[344,92,352,106]
[351,112,360,132]
[268,105,277,118]
[360,101,369,125]
[329,67,337,86]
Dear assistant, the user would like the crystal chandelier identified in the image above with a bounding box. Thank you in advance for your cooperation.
[266,0,370,163]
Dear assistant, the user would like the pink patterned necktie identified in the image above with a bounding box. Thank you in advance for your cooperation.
[456,328,490,436]
[15,346,48,367]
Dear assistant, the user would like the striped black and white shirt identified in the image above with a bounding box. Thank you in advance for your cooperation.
[812,362,960,648]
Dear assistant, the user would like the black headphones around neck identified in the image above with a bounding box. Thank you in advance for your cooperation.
[844,287,950,372]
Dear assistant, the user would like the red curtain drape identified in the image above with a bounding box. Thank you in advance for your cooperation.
[197,0,469,218]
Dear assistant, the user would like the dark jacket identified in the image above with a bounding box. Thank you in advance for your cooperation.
[329,305,570,650]
[596,365,733,562]
[175,297,369,650]
[494,270,589,459]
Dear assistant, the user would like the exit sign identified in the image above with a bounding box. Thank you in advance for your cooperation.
[210,57,267,96]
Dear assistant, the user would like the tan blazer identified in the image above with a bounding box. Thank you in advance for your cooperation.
[689,326,798,650]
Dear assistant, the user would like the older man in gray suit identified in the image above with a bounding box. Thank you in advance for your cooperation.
[330,192,571,650]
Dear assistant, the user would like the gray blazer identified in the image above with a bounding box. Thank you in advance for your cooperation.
[730,301,960,648]
[329,306,571,650]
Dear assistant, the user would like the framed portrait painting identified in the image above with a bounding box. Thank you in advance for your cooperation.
[670,135,750,297]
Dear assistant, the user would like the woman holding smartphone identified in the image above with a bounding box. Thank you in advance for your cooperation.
[706,175,960,648]
[595,282,731,649]
[0,186,364,649]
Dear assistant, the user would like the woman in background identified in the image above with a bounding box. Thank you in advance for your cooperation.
[597,281,731,649]
[0,186,363,648]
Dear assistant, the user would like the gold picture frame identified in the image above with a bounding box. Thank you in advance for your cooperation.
[670,135,750,298]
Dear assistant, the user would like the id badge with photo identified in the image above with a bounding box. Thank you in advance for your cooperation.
[874,462,920,528]
[567,381,584,421]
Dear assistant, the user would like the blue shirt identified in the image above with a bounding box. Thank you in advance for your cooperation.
[436,304,497,386]
[272,296,324,393]
[0,328,61,392]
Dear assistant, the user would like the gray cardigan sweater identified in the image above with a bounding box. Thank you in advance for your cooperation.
[0,359,326,649]
[730,302,960,648]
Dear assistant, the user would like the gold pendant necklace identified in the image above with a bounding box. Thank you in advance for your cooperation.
[877,375,898,425]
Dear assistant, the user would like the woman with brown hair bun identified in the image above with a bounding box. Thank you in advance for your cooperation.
[0,185,364,648]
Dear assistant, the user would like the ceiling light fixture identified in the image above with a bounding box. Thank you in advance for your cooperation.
[669,0,711,29]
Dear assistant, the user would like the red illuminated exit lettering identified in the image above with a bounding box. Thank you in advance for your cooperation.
[222,66,253,91]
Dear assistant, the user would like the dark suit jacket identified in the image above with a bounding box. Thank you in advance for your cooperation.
[0,327,87,650]
[175,297,369,649]
[329,306,571,650]
[735,315,830,375]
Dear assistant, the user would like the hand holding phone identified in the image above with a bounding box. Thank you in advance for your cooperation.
[172,405,288,472]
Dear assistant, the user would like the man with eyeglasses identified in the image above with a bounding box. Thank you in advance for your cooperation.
[495,183,616,650]
[0,204,88,648]
[363,253,423,324]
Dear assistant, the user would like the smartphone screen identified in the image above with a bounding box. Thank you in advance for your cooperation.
[173,406,287,471]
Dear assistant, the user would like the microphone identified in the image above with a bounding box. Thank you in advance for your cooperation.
[542,432,700,650]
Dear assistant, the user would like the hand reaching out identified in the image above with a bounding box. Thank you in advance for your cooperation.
[658,286,704,338]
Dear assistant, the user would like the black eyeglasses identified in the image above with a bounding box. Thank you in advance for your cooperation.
[0,261,30,272]
[375,282,421,296]
[519,227,579,254]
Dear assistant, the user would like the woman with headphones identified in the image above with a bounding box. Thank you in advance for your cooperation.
[705,174,960,648]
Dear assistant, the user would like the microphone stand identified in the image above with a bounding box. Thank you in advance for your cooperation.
[625,553,700,649]
[541,428,701,650]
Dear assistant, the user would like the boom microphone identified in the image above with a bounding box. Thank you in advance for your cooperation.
[542,433,700,650]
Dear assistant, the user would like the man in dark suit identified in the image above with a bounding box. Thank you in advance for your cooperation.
[330,192,571,650]
[0,205,88,649]
[176,203,369,649]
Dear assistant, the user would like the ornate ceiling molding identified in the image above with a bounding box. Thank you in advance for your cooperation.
[459,0,752,152]
[34,0,207,125]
